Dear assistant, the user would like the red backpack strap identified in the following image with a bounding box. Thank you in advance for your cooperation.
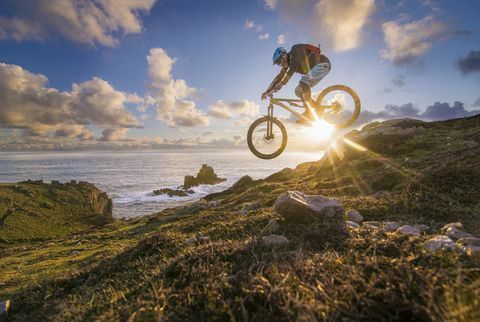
[305,44,321,62]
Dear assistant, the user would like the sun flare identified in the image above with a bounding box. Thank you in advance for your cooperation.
[302,119,335,142]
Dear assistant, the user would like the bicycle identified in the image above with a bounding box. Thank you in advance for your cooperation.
[247,85,361,159]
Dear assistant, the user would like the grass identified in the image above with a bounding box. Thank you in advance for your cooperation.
[1,115,480,321]
[0,180,112,244]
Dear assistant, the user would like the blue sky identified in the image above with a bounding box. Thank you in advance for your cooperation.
[0,0,479,150]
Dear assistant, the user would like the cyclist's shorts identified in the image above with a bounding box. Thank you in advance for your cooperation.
[300,62,331,88]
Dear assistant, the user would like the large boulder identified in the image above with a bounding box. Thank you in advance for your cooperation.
[183,164,226,189]
[274,190,344,224]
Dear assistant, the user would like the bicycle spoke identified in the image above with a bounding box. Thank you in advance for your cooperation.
[250,121,284,155]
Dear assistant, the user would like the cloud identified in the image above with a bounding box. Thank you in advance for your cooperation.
[70,77,141,128]
[265,0,279,10]
[382,74,406,93]
[381,15,446,66]
[422,101,478,120]
[313,0,375,52]
[207,100,259,119]
[147,48,209,128]
[357,101,480,125]
[171,101,209,127]
[258,33,270,40]
[473,98,480,108]
[234,118,255,126]
[0,0,156,47]
[0,62,140,139]
[264,0,374,52]
[277,34,285,45]
[99,128,129,142]
[384,103,419,117]
[244,19,263,32]
[1,0,156,46]
[55,125,94,140]
[456,50,480,75]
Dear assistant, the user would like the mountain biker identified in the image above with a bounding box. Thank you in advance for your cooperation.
[261,44,331,123]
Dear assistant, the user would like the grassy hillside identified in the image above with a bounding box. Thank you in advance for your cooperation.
[0,180,112,244]
[1,116,480,321]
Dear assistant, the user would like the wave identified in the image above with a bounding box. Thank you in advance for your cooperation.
[113,180,235,205]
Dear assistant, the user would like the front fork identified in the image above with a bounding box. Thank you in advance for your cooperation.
[266,103,274,140]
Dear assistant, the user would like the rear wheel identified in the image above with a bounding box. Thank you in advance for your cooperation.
[316,85,361,128]
[247,116,287,159]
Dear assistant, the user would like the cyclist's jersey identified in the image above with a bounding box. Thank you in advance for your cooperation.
[278,44,330,85]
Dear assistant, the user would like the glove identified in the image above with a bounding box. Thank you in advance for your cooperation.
[273,83,282,92]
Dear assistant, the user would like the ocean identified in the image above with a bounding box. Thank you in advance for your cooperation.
[0,150,324,218]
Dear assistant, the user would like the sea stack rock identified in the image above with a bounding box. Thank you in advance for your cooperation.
[183,164,226,189]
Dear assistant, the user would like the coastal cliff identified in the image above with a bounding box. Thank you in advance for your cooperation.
[0,180,112,243]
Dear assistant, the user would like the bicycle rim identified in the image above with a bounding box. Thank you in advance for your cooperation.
[316,85,361,129]
[247,117,287,159]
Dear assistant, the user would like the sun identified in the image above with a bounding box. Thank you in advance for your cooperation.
[302,119,336,141]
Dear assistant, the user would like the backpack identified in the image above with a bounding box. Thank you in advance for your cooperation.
[305,44,321,63]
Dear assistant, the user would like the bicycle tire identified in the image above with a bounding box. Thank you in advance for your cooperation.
[247,116,288,159]
[316,85,361,129]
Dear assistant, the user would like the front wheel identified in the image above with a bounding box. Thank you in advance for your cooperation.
[316,85,361,129]
[247,116,287,159]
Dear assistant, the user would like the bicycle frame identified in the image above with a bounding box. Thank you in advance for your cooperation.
[267,97,327,126]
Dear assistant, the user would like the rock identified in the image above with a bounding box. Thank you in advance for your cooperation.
[382,221,400,232]
[423,235,455,252]
[262,219,280,235]
[240,202,262,215]
[363,223,379,230]
[346,221,360,229]
[175,200,208,215]
[456,237,480,255]
[396,225,421,236]
[185,233,211,246]
[373,191,388,198]
[0,300,11,318]
[208,200,222,207]
[183,164,226,189]
[346,209,363,223]
[205,176,254,200]
[456,237,480,247]
[153,188,193,197]
[230,175,253,191]
[413,224,430,232]
[274,191,344,224]
[460,246,480,255]
[441,222,464,233]
[445,227,472,240]
[262,234,289,247]
[363,221,382,227]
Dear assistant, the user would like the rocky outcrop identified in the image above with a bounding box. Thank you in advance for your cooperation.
[153,188,194,197]
[183,164,226,189]
[274,191,344,225]
[0,180,112,242]
[80,181,112,218]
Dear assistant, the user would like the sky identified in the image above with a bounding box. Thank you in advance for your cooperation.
[0,0,479,151]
